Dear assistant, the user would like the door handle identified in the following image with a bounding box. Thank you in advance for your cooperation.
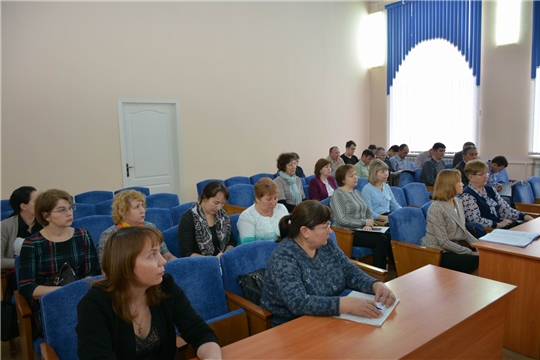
[126,163,135,177]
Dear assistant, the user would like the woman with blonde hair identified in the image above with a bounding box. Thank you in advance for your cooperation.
[421,169,479,274]
[77,227,221,359]
[308,158,338,201]
[97,190,176,264]
[237,177,289,244]
[361,159,401,224]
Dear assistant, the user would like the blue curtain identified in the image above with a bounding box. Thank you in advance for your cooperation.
[385,0,482,94]
[532,0,540,79]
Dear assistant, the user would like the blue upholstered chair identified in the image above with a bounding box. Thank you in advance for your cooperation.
[146,193,180,209]
[511,180,540,215]
[303,185,310,200]
[72,215,114,250]
[300,177,306,186]
[354,178,368,192]
[421,200,433,218]
[227,184,255,208]
[225,176,251,187]
[529,176,540,202]
[113,186,150,196]
[229,214,241,243]
[1,199,13,212]
[249,173,274,185]
[162,225,180,258]
[74,190,113,205]
[145,208,173,232]
[164,257,249,346]
[196,179,224,197]
[171,202,196,226]
[398,171,415,187]
[73,203,96,220]
[445,163,453,169]
[413,168,422,182]
[390,186,407,208]
[320,198,331,207]
[95,199,113,216]
[409,161,414,170]
[39,278,98,360]
[305,174,316,185]
[389,207,442,277]
[1,211,13,220]
[403,182,430,207]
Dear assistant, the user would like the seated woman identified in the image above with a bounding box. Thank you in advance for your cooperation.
[97,190,176,264]
[1,186,42,270]
[330,165,390,270]
[237,178,289,244]
[361,159,401,224]
[421,170,479,274]
[77,227,221,359]
[18,189,100,338]
[308,158,338,201]
[260,200,395,327]
[178,181,236,257]
[461,160,533,230]
[274,152,305,212]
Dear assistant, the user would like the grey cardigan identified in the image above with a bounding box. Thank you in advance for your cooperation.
[1,215,19,268]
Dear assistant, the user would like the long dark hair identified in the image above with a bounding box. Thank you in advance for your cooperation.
[277,200,332,241]
[9,186,37,217]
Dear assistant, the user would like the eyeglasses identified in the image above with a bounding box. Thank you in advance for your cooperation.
[50,206,76,215]
[315,223,332,232]
[286,162,298,168]
[132,204,147,211]
[474,171,490,177]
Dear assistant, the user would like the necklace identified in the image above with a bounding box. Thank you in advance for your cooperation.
[133,313,144,336]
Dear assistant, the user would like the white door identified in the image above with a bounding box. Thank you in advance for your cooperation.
[118,99,183,196]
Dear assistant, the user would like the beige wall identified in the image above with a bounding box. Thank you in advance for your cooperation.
[369,1,535,180]
[2,2,371,201]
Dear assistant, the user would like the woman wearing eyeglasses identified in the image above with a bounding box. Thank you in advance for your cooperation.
[18,189,100,339]
[97,190,176,265]
[461,160,533,230]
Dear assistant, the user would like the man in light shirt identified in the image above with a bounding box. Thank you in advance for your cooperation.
[327,146,345,177]
[390,144,411,171]
[355,150,374,178]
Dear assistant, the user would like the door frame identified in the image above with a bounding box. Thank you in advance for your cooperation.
[117,98,185,201]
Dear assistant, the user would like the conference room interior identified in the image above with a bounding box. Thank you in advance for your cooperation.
[1,1,538,360]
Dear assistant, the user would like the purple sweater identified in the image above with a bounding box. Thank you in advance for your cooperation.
[309,176,338,201]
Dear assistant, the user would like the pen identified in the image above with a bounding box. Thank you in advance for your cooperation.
[375,306,382,311]
[216,247,223,253]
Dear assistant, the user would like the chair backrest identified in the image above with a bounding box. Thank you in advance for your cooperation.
[227,184,255,208]
[73,203,96,220]
[390,186,407,207]
[403,182,430,207]
[398,171,415,187]
[95,199,113,216]
[196,179,224,197]
[74,190,113,205]
[303,185,310,200]
[162,225,180,258]
[145,193,180,209]
[512,181,535,204]
[220,241,279,297]
[445,163,453,169]
[354,178,368,192]
[72,215,114,249]
[1,199,13,212]
[225,176,251,187]
[1,211,13,221]
[171,202,196,226]
[229,214,241,242]
[113,187,150,196]
[300,177,306,186]
[164,257,228,321]
[421,201,433,218]
[388,207,426,246]
[320,198,331,208]
[249,173,274,185]
[528,176,540,199]
[40,278,96,360]
[144,208,173,232]
[413,168,422,182]
[305,174,316,185]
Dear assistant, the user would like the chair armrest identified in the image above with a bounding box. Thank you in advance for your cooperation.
[223,204,246,215]
[225,291,272,335]
[390,240,442,277]
[14,290,32,318]
[349,259,388,282]
[14,290,34,360]
[207,309,249,347]
[40,342,59,360]
[426,186,434,192]
[535,198,540,205]
[514,203,540,218]
[331,227,354,258]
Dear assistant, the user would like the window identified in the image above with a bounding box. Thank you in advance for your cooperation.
[531,0,540,155]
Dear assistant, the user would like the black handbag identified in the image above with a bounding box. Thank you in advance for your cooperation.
[1,286,19,341]
[237,268,266,306]
[42,262,78,286]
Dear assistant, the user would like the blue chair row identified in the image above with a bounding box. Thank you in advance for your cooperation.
[529,176,540,200]
[73,187,151,205]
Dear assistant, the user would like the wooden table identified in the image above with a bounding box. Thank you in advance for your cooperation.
[475,217,540,359]
[220,265,515,359]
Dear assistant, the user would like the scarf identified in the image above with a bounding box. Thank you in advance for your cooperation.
[191,202,231,256]
[279,171,302,205]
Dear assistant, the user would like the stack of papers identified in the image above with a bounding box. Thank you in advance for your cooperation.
[479,229,540,247]
[355,226,389,233]
[336,291,400,327]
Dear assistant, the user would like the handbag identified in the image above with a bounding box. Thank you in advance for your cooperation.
[1,286,19,341]
[42,262,78,286]
[237,268,266,306]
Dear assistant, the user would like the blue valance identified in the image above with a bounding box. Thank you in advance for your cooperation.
[532,0,540,79]
[385,0,482,94]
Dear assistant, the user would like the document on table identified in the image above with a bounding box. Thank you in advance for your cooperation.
[479,229,540,247]
[336,291,400,327]
[355,226,389,233]
[498,182,512,197]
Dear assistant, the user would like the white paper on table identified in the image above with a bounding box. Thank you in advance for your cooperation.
[335,291,400,327]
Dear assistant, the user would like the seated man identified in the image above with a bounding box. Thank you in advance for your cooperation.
[368,144,377,152]
[340,140,359,165]
[327,146,345,177]
[414,148,433,169]
[420,142,446,186]
[375,147,394,172]
[387,145,399,159]
[389,144,411,171]
[487,156,510,191]
[454,146,478,186]
[354,149,374,178]
[452,141,475,167]
[292,152,306,178]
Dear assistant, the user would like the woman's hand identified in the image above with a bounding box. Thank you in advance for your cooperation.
[372,282,396,307]
[496,219,512,228]
[339,296,382,319]
[362,226,373,231]
[524,215,534,222]
[365,219,374,227]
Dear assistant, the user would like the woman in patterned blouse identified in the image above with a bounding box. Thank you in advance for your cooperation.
[461,160,533,230]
